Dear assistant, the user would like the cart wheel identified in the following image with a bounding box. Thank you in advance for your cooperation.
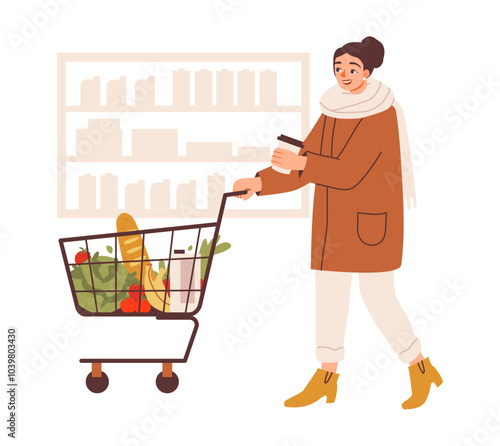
[156,372,179,393]
[86,372,109,393]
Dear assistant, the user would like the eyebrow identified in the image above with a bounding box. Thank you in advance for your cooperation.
[334,61,341,64]
[349,62,361,68]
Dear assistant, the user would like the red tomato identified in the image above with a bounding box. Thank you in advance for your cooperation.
[120,298,136,313]
[75,249,90,264]
[139,299,151,313]
[129,283,146,299]
[121,297,151,313]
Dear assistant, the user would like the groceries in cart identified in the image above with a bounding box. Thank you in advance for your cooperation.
[66,212,231,316]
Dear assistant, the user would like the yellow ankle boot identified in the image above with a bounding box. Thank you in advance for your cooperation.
[284,369,339,408]
[402,357,443,410]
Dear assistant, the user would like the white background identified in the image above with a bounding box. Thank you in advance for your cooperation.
[1,1,500,445]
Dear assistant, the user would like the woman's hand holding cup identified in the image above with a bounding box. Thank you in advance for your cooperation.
[271,148,307,171]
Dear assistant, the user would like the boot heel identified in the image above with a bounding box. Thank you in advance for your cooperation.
[433,373,443,387]
[326,388,338,404]
[326,395,336,404]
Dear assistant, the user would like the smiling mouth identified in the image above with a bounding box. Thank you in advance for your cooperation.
[342,79,352,85]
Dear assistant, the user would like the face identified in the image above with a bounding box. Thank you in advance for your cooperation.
[334,53,371,92]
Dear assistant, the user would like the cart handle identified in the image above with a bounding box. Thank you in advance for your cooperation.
[216,190,247,225]
[223,190,248,198]
[198,189,247,297]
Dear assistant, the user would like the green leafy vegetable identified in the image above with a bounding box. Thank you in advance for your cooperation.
[214,242,231,254]
[198,235,231,279]
[71,252,138,313]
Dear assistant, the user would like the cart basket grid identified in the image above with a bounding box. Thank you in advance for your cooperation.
[59,191,246,319]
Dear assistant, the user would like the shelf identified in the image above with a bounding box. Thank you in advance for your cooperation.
[65,157,270,163]
[58,208,309,219]
[63,105,304,113]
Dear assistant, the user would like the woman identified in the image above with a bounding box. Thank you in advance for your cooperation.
[233,37,442,409]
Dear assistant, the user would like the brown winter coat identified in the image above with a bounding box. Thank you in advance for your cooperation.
[257,106,404,272]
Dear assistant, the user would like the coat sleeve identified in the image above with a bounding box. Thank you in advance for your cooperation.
[299,111,393,190]
[256,115,326,196]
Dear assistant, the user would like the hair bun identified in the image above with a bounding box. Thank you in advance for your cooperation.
[333,36,386,75]
[361,36,384,68]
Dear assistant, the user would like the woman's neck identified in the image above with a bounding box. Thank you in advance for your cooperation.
[349,79,368,95]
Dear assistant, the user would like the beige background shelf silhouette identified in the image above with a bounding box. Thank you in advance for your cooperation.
[195,69,212,108]
[106,76,126,110]
[58,53,310,218]
[73,173,236,219]
[173,69,190,109]
[79,174,96,212]
[134,77,156,110]
[216,69,233,107]
[177,180,197,216]
[125,180,146,213]
[76,119,122,162]
[131,129,178,161]
[71,70,298,112]
[67,118,272,163]
[260,70,277,108]
[100,173,118,213]
[186,142,232,162]
[151,180,170,210]
[80,76,100,109]
[238,69,255,108]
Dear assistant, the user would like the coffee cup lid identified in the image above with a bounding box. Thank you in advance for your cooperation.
[277,134,304,148]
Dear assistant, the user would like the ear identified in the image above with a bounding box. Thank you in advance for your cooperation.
[363,69,371,78]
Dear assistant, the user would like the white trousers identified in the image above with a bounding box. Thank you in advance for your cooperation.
[315,270,421,364]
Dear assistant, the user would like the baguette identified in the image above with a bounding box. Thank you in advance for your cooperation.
[116,213,151,284]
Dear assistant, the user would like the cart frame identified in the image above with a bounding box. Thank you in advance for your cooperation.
[59,190,247,393]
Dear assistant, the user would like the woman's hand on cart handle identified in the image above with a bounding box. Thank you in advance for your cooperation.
[233,177,262,200]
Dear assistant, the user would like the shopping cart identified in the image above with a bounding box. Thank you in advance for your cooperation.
[59,190,247,393]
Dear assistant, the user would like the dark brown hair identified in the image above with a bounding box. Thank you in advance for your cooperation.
[334,36,385,76]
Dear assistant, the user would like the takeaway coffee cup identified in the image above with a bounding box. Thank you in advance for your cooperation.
[272,134,305,175]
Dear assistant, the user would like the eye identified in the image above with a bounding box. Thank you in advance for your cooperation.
[350,69,357,74]
[335,67,342,73]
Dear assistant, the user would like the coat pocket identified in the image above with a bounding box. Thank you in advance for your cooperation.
[357,212,387,246]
